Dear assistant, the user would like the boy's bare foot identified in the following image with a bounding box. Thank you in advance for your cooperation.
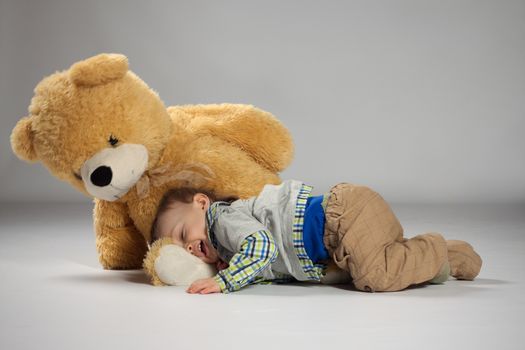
[429,261,450,284]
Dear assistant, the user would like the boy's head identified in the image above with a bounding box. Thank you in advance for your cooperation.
[151,187,220,265]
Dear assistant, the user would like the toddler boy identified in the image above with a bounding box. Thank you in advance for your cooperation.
[150,180,482,294]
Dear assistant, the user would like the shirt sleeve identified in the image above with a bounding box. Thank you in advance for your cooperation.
[213,229,278,293]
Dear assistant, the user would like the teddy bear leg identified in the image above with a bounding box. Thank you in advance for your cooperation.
[95,225,148,270]
[446,240,482,280]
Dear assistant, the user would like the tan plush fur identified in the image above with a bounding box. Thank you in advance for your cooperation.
[143,238,173,286]
[10,53,294,271]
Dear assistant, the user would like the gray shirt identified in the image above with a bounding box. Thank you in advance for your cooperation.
[206,179,325,282]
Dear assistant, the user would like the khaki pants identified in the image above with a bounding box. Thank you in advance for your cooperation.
[323,183,448,292]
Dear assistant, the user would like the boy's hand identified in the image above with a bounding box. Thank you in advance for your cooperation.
[186,277,221,294]
[216,260,229,271]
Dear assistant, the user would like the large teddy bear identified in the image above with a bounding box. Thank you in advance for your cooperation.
[10,53,294,273]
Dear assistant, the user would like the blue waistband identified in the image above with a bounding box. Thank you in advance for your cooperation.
[303,195,329,262]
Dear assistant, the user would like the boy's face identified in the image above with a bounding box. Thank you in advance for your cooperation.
[156,194,220,264]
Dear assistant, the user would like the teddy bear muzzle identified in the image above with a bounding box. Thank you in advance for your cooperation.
[80,144,149,201]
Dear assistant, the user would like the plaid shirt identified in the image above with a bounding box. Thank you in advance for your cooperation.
[206,181,325,293]
[213,230,278,293]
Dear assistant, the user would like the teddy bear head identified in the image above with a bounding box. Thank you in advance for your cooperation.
[10,53,173,201]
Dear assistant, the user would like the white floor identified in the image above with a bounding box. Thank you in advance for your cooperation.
[0,202,524,350]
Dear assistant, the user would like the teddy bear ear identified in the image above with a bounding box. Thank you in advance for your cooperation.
[10,116,38,162]
[69,53,129,87]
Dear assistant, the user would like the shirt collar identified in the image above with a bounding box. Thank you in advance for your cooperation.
[205,201,229,249]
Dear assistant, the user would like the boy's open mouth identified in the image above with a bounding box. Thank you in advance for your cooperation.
[199,240,208,258]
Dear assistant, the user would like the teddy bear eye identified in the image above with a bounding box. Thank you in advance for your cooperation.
[108,134,119,146]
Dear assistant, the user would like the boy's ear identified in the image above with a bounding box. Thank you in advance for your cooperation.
[10,116,38,162]
[195,193,210,209]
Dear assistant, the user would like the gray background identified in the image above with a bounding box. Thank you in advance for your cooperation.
[1,2,525,349]
[1,0,524,204]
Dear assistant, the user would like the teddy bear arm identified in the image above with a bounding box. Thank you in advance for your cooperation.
[143,238,218,286]
[93,199,148,269]
[181,104,294,173]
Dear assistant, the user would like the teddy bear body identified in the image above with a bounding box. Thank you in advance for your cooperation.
[98,105,287,269]
[10,54,294,270]
[122,117,284,239]
[94,106,287,269]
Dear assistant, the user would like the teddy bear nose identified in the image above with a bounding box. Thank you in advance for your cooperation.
[90,166,113,187]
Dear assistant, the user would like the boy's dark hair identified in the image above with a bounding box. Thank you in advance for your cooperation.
[150,187,238,245]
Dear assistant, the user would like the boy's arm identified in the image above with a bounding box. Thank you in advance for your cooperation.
[214,230,278,293]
